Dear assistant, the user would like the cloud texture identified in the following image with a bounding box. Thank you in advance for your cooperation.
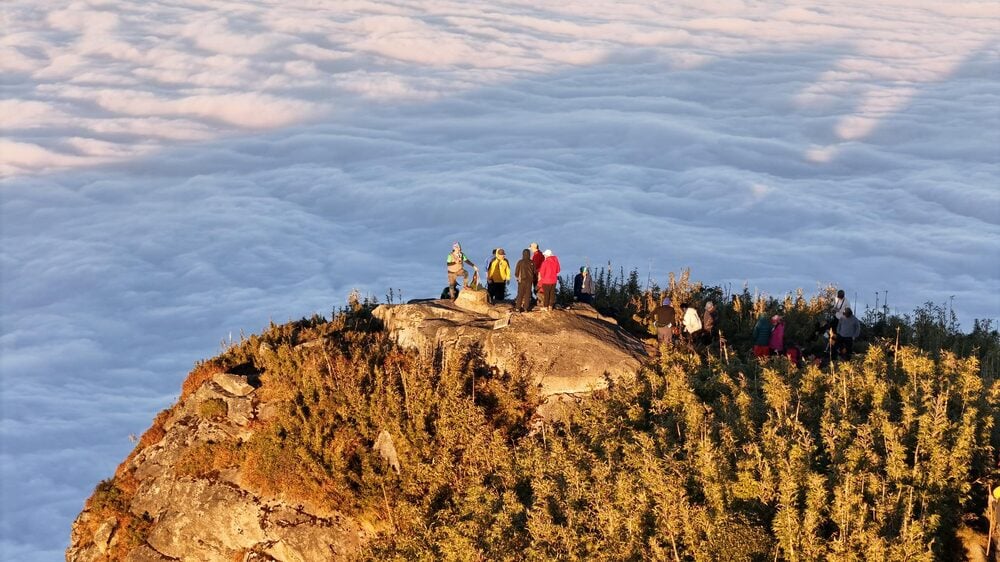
[1,0,998,558]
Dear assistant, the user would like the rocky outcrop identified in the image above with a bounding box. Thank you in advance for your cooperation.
[66,371,371,562]
[68,298,649,561]
[373,298,648,397]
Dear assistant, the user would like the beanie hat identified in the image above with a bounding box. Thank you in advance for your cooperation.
[543,249,553,257]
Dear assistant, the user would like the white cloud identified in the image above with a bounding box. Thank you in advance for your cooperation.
[2,1,999,560]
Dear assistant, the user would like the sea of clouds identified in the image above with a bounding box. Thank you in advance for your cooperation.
[1,0,998,558]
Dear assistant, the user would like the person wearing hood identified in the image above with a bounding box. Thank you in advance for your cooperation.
[752,314,772,359]
[573,266,594,304]
[486,248,510,304]
[513,248,536,312]
[769,315,785,355]
[445,242,477,300]
[537,249,561,311]
[652,296,676,346]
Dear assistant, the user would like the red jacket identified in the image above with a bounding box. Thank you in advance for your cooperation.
[531,251,545,273]
[538,256,561,285]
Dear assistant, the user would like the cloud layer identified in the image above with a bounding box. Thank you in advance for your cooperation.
[2,1,998,558]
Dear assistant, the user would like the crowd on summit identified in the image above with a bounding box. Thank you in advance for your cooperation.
[444,242,861,364]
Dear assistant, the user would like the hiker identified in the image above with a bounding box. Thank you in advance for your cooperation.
[701,301,718,346]
[513,248,536,312]
[440,282,459,300]
[835,307,861,359]
[769,315,785,354]
[817,288,850,338]
[652,296,676,347]
[486,248,510,304]
[785,343,804,368]
[681,302,702,344]
[752,314,772,359]
[529,243,544,285]
[833,289,850,322]
[573,266,594,304]
[537,249,561,311]
[446,242,477,299]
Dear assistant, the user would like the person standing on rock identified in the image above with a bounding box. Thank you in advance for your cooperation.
[486,248,510,304]
[514,249,536,312]
[573,266,594,304]
[529,243,545,297]
[446,242,477,300]
[652,296,676,347]
[537,249,561,311]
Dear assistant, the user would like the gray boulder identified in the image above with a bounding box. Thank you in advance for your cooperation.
[373,300,647,397]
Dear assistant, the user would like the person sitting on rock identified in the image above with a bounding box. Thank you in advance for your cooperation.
[441,282,460,300]
[537,249,561,311]
[573,266,594,304]
[514,248,536,312]
[486,248,510,304]
[446,242,477,300]
[652,296,676,347]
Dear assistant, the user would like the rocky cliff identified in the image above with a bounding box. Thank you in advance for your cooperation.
[67,369,371,562]
[67,295,649,561]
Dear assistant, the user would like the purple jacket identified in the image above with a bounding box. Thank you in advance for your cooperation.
[769,322,785,351]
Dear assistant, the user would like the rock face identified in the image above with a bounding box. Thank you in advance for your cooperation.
[373,298,648,397]
[66,371,370,562]
[68,298,648,561]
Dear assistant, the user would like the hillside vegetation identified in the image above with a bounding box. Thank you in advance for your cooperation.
[81,272,999,561]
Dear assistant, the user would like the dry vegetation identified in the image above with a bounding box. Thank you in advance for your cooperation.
[82,271,1000,561]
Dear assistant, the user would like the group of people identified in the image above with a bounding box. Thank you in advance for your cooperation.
[653,288,863,366]
[750,289,861,364]
[446,242,587,312]
[651,298,718,348]
[446,244,863,364]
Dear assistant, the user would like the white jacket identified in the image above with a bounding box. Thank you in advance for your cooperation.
[683,307,703,333]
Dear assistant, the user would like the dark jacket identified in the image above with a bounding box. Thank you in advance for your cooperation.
[752,316,772,346]
[652,305,675,327]
[514,250,536,285]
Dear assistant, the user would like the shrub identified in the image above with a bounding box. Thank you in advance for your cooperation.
[198,398,228,420]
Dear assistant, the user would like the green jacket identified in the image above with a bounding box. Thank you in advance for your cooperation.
[752,316,772,346]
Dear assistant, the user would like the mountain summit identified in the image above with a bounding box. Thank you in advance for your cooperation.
[66,286,998,561]
[67,298,646,561]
